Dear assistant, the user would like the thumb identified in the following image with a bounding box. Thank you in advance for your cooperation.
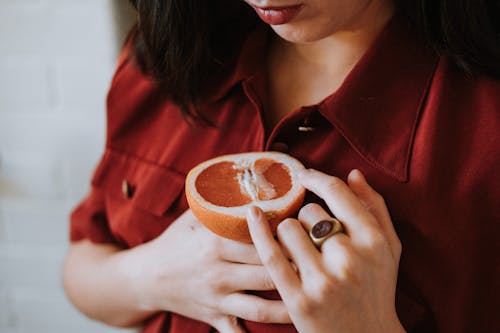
[214,315,245,333]
[347,169,402,259]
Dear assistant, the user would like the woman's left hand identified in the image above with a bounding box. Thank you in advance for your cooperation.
[247,169,405,333]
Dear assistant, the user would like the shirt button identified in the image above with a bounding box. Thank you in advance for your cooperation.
[269,142,289,153]
[122,179,134,199]
[298,117,316,132]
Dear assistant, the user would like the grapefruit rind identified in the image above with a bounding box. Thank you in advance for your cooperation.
[185,152,306,243]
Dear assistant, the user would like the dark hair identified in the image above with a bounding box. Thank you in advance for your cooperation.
[128,0,257,122]
[128,0,500,118]
[398,0,500,77]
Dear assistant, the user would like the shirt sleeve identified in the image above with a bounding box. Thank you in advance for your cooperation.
[69,184,116,243]
[68,30,137,244]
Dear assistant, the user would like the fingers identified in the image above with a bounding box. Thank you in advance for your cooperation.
[347,169,402,259]
[276,218,321,275]
[219,239,262,265]
[298,169,380,248]
[298,203,332,230]
[297,202,352,260]
[213,315,245,333]
[246,206,300,301]
[219,293,291,324]
[219,264,276,291]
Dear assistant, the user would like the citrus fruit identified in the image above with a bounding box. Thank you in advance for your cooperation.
[185,152,306,243]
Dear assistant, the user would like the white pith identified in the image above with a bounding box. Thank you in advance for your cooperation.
[187,152,305,217]
[234,159,277,201]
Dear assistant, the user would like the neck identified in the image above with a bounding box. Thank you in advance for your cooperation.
[263,1,395,129]
[273,1,395,76]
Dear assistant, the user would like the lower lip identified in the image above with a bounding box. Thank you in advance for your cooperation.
[254,5,303,25]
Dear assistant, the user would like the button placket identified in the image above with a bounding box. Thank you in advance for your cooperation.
[266,107,318,152]
[298,116,316,132]
[122,179,134,199]
[269,141,289,153]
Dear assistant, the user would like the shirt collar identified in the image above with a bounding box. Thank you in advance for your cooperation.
[207,13,439,182]
[204,23,270,102]
[318,14,439,181]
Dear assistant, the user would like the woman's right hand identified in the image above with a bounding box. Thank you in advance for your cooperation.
[129,209,291,332]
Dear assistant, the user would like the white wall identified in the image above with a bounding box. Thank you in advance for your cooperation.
[0,1,136,332]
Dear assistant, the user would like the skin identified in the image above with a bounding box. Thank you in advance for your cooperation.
[244,0,395,127]
[247,169,405,332]
[63,0,404,332]
[63,211,290,332]
[244,0,393,42]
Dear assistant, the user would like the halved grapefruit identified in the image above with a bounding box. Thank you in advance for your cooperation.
[185,152,306,243]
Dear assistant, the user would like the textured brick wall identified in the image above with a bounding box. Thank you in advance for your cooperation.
[0,1,136,332]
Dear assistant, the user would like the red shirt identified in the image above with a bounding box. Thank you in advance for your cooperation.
[70,14,500,333]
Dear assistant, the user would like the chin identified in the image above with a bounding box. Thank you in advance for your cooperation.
[271,24,335,43]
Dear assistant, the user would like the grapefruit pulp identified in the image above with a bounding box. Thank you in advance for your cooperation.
[185,152,306,243]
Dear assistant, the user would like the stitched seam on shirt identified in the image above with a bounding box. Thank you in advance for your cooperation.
[328,56,440,183]
[329,121,408,181]
[104,145,186,176]
[402,57,440,180]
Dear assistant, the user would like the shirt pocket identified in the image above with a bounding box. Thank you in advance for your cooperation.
[91,149,187,246]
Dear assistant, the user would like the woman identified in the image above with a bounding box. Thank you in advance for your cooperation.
[63,0,500,332]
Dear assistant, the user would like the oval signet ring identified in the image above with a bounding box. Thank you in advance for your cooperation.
[309,218,344,248]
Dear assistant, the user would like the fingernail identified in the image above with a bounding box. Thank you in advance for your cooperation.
[247,206,261,222]
[349,169,367,184]
[349,168,359,178]
[357,169,366,181]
